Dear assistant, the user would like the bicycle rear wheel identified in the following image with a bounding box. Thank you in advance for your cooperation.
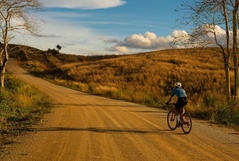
[181,113,192,134]
[167,111,177,130]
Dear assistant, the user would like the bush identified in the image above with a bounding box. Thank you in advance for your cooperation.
[210,104,239,126]
[0,74,53,137]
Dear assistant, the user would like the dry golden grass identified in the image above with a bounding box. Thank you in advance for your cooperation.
[8,45,239,125]
[63,48,225,104]
[13,46,239,122]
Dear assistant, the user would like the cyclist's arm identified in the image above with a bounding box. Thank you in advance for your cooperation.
[167,90,175,103]
[167,95,173,103]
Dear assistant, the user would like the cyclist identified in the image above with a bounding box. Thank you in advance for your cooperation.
[166,82,188,124]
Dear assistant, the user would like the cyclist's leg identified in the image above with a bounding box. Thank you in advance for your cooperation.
[175,103,183,127]
[175,99,182,114]
[180,108,186,123]
[175,104,187,122]
[177,97,188,122]
[170,107,176,121]
[176,107,185,123]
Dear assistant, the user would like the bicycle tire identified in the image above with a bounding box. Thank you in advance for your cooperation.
[181,112,192,134]
[167,111,177,130]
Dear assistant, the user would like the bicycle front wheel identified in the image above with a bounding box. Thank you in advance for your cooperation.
[167,111,177,130]
[181,113,192,134]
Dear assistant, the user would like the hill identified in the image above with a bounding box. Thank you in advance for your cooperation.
[9,45,237,124]
[5,53,239,161]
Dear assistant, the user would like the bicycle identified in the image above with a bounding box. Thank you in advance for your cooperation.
[166,103,192,134]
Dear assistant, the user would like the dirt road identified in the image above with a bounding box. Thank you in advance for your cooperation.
[2,59,239,161]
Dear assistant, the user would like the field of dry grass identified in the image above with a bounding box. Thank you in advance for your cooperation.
[10,46,239,125]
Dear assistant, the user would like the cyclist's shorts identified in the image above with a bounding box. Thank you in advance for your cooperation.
[176,97,188,111]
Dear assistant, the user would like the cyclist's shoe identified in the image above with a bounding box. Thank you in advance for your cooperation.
[170,118,174,121]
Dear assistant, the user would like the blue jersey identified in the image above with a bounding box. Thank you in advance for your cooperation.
[171,88,187,98]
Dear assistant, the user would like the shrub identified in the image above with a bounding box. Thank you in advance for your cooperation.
[0,74,53,137]
[208,103,239,126]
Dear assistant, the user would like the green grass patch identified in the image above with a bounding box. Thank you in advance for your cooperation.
[0,74,53,139]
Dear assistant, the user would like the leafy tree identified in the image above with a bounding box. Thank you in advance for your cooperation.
[56,44,62,52]
[0,0,42,87]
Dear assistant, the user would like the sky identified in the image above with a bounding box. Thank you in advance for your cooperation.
[11,0,202,55]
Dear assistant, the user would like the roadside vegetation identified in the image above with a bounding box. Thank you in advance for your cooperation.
[11,45,239,127]
[0,73,53,146]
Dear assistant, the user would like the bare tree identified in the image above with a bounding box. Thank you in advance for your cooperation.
[232,0,239,97]
[0,0,42,87]
[175,0,239,104]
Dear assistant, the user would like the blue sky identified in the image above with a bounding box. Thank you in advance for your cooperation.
[13,0,187,55]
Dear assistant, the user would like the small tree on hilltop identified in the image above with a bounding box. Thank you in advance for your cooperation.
[56,44,62,52]
[0,0,43,87]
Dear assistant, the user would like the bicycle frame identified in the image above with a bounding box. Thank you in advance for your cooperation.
[166,103,192,134]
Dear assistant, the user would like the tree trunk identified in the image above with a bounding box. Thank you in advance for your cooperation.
[233,1,239,98]
[225,66,231,103]
[0,44,9,88]
[223,52,231,104]
[0,68,5,87]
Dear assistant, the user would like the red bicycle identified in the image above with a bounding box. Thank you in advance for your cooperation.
[166,103,192,134]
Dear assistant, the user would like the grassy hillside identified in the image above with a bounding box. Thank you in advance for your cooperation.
[9,45,239,125]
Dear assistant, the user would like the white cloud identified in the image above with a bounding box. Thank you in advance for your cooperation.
[171,25,235,49]
[172,30,189,39]
[125,33,153,48]
[40,0,126,9]
[107,46,131,54]
[107,25,234,54]
[112,32,173,50]
[190,24,229,46]
[12,12,109,55]
[172,30,191,48]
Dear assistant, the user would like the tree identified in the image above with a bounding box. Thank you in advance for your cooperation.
[56,44,62,52]
[175,0,239,104]
[0,0,42,87]
[232,0,239,97]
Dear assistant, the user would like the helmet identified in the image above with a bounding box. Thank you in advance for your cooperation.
[174,82,182,88]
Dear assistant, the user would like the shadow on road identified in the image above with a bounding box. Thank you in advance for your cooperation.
[54,103,144,108]
[31,127,184,135]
